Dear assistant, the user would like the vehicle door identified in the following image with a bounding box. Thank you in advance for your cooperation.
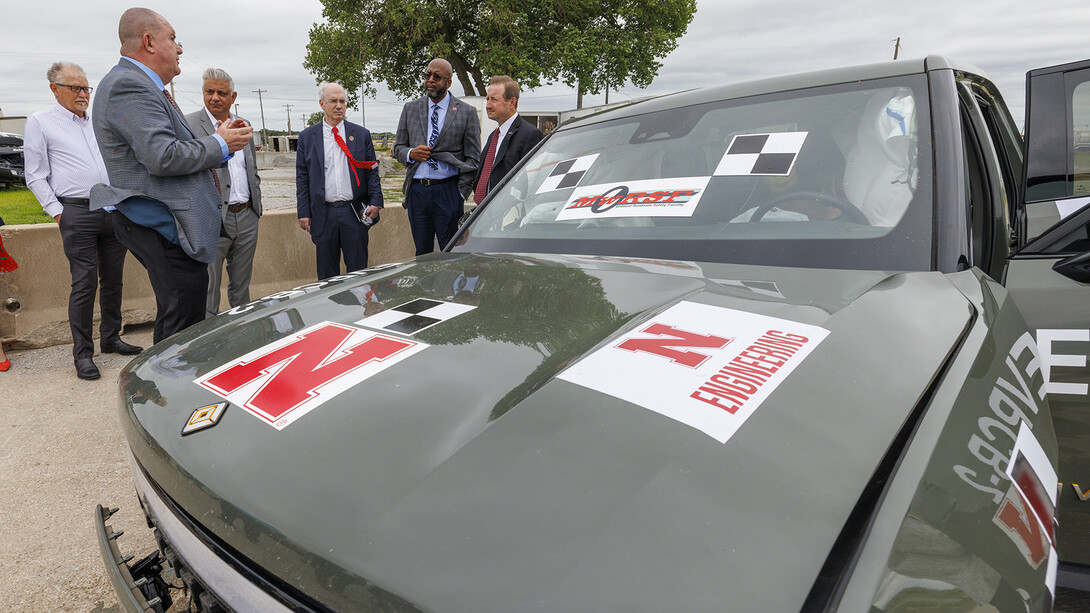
[1006,58,1090,572]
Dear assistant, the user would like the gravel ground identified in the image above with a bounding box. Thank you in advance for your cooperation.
[0,325,163,612]
[256,152,407,212]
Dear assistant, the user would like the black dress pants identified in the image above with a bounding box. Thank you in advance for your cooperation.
[111,210,207,344]
[58,203,127,359]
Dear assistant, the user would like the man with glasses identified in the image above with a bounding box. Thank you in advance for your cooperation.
[90,8,253,344]
[185,68,263,317]
[393,58,480,255]
[296,82,382,280]
[24,61,143,380]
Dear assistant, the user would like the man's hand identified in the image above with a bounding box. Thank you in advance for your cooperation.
[409,145,432,162]
[364,205,379,219]
[53,214,61,223]
[298,217,311,232]
[216,118,253,153]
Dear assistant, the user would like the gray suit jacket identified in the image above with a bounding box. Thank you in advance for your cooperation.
[185,108,263,218]
[392,94,481,199]
[90,58,224,264]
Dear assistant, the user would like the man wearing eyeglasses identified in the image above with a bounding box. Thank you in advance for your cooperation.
[393,58,480,255]
[185,68,263,317]
[24,61,143,381]
[90,8,253,344]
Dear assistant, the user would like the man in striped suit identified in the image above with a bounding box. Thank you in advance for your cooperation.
[24,61,143,380]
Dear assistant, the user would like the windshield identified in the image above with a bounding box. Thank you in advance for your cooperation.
[453,74,934,271]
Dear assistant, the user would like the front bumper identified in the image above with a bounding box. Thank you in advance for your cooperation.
[97,451,294,613]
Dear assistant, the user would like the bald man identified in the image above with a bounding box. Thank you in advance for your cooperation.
[392,58,480,255]
[90,7,253,343]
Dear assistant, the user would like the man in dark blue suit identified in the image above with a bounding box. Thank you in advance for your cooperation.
[296,82,383,280]
[473,76,545,204]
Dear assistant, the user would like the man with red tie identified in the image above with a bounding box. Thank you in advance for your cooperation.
[296,82,383,280]
[473,76,545,204]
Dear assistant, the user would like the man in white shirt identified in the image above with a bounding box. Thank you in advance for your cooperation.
[24,61,143,381]
[296,82,382,280]
[184,68,263,317]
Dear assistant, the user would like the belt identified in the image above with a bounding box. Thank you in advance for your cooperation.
[226,200,252,213]
[324,200,352,207]
[412,176,457,187]
[57,196,90,206]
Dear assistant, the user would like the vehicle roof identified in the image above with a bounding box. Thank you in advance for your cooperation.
[559,55,985,129]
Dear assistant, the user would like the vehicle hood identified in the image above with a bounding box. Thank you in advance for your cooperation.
[120,253,974,612]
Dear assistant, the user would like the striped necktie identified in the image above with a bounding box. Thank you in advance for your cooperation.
[427,103,439,169]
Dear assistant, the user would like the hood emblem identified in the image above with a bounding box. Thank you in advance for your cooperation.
[182,402,228,435]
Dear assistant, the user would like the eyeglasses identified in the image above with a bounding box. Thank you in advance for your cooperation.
[53,83,93,95]
[423,71,448,82]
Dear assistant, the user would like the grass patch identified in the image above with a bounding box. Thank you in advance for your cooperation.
[0,188,51,225]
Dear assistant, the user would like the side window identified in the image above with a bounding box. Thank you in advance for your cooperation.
[959,83,1010,277]
[1074,82,1090,196]
[1023,65,1090,245]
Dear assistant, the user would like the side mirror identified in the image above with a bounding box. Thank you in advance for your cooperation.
[1054,250,1090,283]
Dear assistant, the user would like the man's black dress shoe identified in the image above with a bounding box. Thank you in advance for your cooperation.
[102,339,144,355]
[75,357,101,380]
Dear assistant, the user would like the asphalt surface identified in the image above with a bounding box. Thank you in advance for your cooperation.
[0,324,163,612]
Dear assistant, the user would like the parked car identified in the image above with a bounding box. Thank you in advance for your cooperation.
[99,55,1090,612]
[0,132,25,189]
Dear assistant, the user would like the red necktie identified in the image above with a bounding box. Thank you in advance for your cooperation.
[165,89,221,193]
[474,128,500,204]
[332,126,377,186]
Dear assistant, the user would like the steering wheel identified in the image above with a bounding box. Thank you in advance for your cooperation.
[748,191,870,225]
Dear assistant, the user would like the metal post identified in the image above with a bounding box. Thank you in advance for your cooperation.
[252,89,268,164]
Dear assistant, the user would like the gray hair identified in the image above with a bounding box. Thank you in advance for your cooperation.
[318,82,346,102]
[47,62,86,84]
[202,68,235,93]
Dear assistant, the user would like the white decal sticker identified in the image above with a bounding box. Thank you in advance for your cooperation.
[559,302,828,443]
[1006,421,1059,544]
[555,177,710,221]
[195,322,425,430]
[1037,328,1090,396]
[714,132,808,176]
[355,298,476,335]
[536,154,600,193]
[1056,196,1090,220]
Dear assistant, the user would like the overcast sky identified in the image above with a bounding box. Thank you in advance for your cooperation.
[1,0,1088,134]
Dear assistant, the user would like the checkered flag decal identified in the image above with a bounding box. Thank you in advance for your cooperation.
[714,132,808,176]
[536,153,600,193]
[355,298,475,335]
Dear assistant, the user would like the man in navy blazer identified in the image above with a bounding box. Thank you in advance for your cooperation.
[473,76,545,204]
[91,8,252,343]
[297,82,383,280]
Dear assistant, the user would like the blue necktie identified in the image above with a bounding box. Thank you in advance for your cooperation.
[428,103,439,169]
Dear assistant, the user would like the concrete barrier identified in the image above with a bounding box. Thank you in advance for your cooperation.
[0,207,417,349]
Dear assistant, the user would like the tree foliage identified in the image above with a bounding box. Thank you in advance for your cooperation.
[304,0,696,103]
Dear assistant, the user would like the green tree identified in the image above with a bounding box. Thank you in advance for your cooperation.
[304,0,696,104]
[308,111,325,127]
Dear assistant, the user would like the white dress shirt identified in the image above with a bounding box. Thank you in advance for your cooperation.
[322,119,353,202]
[205,108,251,205]
[493,113,519,160]
[23,104,111,218]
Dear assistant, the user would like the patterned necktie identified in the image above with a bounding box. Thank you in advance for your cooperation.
[474,128,500,204]
[166,89,221,193]
[331,126,377,187]
[427,103,440,169]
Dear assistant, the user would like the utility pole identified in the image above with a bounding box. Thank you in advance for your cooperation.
[301,114,306,129]
[234,103,240,117]
[892,37,901,60]
[252,89,268,161]
[284,103,293,136]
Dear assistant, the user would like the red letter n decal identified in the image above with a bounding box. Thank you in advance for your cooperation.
[199,323,415,425]
[616,323,732,368]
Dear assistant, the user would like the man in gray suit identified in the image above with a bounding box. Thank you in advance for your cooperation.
[185,68,262,317]
[90,8,252,343]
[393,58,480,255]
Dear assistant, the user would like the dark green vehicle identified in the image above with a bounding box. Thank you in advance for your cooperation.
[99,56,1090,612]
